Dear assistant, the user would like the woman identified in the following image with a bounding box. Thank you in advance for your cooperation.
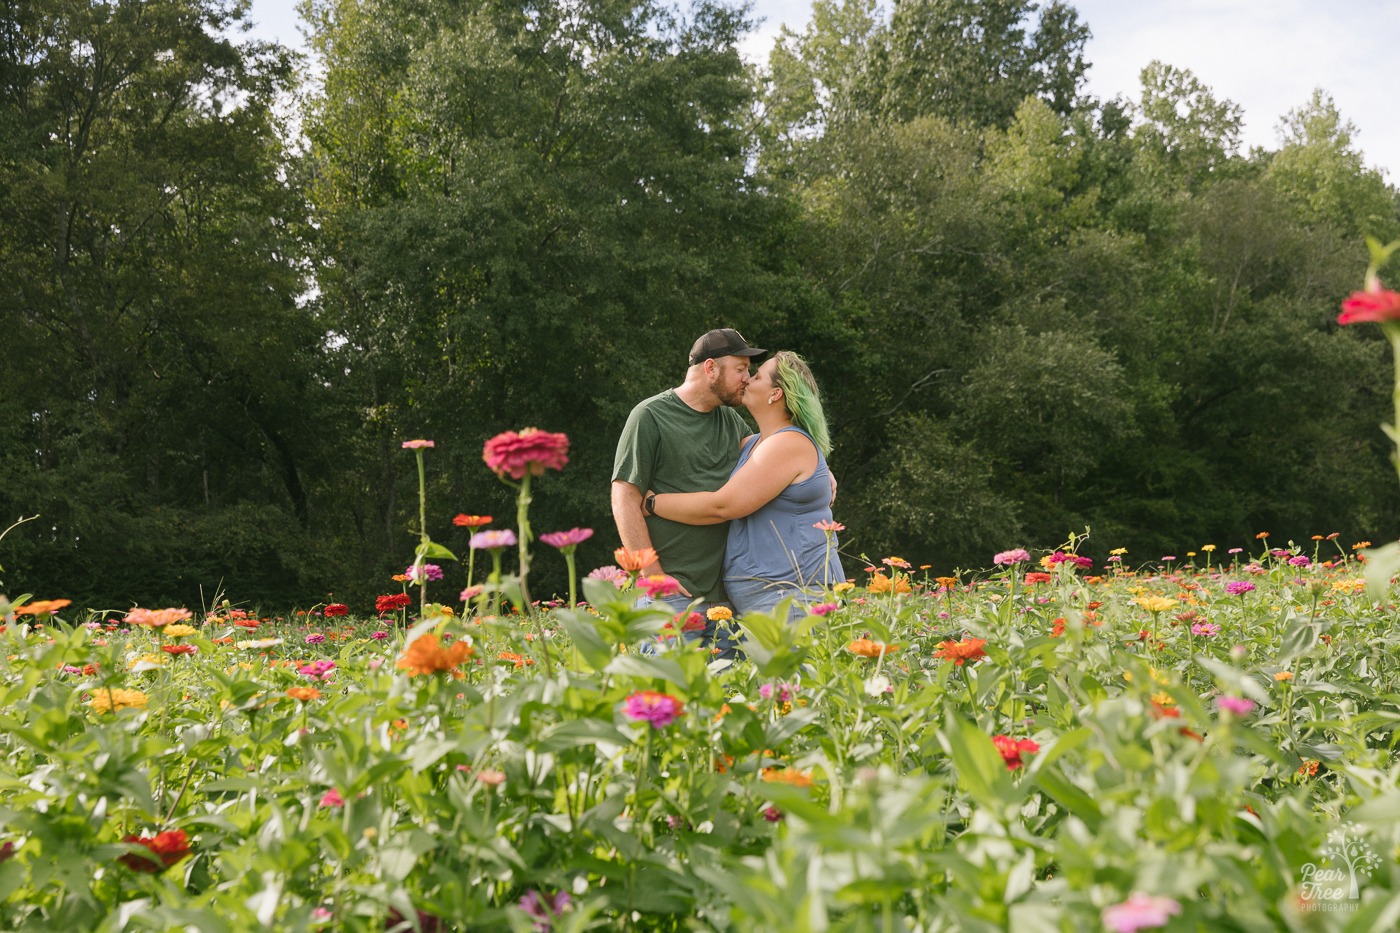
[646,350,845,616]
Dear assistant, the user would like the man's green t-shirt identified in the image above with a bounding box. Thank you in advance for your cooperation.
[612,389,749,604]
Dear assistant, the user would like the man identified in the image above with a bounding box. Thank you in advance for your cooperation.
[611,328,763,646]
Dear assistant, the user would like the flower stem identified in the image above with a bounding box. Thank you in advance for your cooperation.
[516,474,533,612]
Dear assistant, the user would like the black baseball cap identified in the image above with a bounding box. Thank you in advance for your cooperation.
[688,328,766,366]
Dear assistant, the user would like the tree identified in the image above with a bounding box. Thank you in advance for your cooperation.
[0,0,313,605]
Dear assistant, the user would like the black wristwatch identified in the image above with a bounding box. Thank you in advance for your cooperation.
[644,493,657,516]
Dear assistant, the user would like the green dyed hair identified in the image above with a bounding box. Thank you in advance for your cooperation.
[772,350,832,455]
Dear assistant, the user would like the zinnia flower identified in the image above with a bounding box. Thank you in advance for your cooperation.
[163,624,197,637]
[1224,580,1255,596]
[1134,596,1178,613]
[622,690,684,728]
[323,603,349,617]
[375,593,413,614]
[319,788,344,807]
[761,767,815,788]
[867,572,911,595]
[1338,283,1400,325]
[118,829,190,872]
[614,547,658,573]
[637,574,682,598]
[1190,622,1221,637]
[676,611,706,633]
[469,530,518,551]
[586,565,628,586]
[482,428,570,480]
[517,890,571,931]
[1217,695,1256,716]
[452,514,493,528]
[992,735,1040,770]
[160,644,197,656]
[706,605,733,621]
[1101,892,1181,933]
[934,637,987,666]
[401,439,435,449]
[540,527,594,549]
[847,638,898,658]
[810,602,838,616]
[124,607,193,628]
[305,633,326,644]
[396,634,474,677]
[813,520,845,532]
[993,549,1031,566]
[287,687,321,701]
[299,660,337,680]
[14,598,71,616]
[89,688,149,713]
[406,563,444,582]
[1023,572,1053,585]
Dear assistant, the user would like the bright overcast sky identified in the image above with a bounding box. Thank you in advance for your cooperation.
[246,0,1398,181]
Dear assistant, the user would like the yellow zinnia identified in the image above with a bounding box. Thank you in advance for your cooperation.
[706,606,733,621]
[1134,596,1179,613]
[89,688,149,713]
[163,624,197,638]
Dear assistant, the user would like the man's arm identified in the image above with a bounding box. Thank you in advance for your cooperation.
[611,480,674,581]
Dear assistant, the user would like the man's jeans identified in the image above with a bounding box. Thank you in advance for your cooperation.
[635,594,744,661]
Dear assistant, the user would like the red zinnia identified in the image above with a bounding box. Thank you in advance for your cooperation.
[376,593,413,614]
[1338,283,1400,325]
[119,830,191,872]
[452,514,493,528]
[160,644,197,656]
[323,603,349,618]
[992,735,1040,770]
[482,428,570,480]
[1024,572,1053,585]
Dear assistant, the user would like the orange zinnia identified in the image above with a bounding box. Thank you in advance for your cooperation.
[761,767,815,788]
[15,599,72,616]
[847,638,899,658]
[866,572,911,595]
[396,634,474,677]
[934,637,987,666]
[614,547,658,573]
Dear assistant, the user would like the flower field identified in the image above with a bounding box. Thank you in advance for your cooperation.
[3,535,1400,932]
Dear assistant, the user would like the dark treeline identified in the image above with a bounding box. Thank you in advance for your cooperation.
[4,0,1399,611]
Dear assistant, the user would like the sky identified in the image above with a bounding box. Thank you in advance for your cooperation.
[245,0,1399,180]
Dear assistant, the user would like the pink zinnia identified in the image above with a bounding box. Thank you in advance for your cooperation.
[401,439,435,449]
[405,563,444,582]
[470,529,518,550]
[1224,580,1255,595]
[1102,892,1181,932]
[482,428,570,480]
[540,527,594,550]
[1217,695,1256,716]
[319,788,345,808]
[622,690,685,728]
[637,574,682,598]
[305,633,326,644]
[370,631,389,641]
[813,520,845,532]
[1190,622,1220,637]
[299,660,337,680]
[810,602,838,616]
[1338,283,1400,325]
[993,548,1031,566]
[586,565,628,585]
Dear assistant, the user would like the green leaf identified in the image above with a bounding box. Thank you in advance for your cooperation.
[1362,541,1400,603]
[416,541,458,561]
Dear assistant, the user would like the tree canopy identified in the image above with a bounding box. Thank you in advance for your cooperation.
[4,0,1398,610]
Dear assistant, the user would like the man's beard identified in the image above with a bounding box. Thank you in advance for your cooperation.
[711,379,744,408]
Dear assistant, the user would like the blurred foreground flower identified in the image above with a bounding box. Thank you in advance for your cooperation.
[992,735,1040,770]
[89,688,148,713]
[622,690,684,728]
[1101,892,1181,932]
[118,830,190,872]
[847,638,898,658]
[396,634,474,678]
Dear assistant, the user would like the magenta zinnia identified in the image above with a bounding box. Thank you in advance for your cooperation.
[540,527,594,549]
[622,690,685,728]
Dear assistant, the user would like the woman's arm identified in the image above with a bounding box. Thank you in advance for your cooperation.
[650,432,817,525]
